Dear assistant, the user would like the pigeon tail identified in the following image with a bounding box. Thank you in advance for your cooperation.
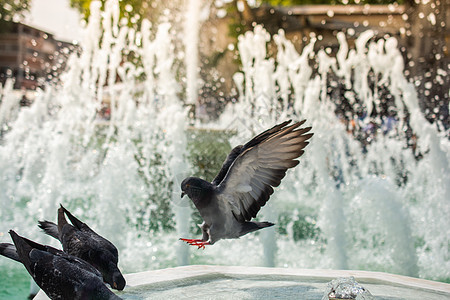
[240,221,274,236]
[0,243,20,262]
[8,230,35,275]
[38,220,60,240]
[58,206,70,234]
[60,204,84,230]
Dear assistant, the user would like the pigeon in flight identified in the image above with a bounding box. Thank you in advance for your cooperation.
[180,120,313,249]
[38,204,126,290]
[1,230,121,300]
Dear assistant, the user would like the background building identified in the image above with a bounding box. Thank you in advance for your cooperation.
[0,22,74,91]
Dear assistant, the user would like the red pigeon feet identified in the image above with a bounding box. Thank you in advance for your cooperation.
[179,238,211,249]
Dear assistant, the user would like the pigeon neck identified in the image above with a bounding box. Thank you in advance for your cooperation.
[190,179,215,208]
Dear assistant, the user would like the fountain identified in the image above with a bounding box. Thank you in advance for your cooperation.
[0,0,449,298]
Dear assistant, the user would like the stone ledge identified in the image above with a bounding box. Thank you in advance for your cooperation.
[34,265,450,299]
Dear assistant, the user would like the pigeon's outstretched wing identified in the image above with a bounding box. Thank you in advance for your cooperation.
[217,120,313,222]
[212,120,292,186]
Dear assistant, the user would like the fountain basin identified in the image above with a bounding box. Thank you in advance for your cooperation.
[34,265,450,299]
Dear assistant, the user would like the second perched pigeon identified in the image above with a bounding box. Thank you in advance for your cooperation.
[180,120,313,248]
[38,205,126,290]
[1,230,121,300]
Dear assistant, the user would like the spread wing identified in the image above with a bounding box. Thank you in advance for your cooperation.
[217,120,313,222]
[212,120,292,186]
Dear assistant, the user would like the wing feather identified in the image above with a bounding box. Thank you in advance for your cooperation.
[217,120,313,222]
[212,121,295,186]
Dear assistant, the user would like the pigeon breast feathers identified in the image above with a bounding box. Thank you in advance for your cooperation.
[217,120,313,222]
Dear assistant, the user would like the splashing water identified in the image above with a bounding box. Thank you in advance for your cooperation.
[218,25,449,280]
[0,0,448,289]
[0,0,189,273]
[322,276,374,300]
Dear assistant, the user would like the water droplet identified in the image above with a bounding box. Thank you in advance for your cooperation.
[217,9,226,18]
[125,4,133,12]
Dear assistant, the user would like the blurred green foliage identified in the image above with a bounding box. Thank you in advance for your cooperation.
[260,0,403,4]
[186,128,234,182]
[69,0,405,28]
[134,140,175,233]
[277,211,322,241]
[186,128,233,233]
[0,0,31,31]
[70,0,156,28]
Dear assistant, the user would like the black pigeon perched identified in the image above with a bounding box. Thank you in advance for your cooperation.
[0,230,121,300]
[38,204,126,290]
[180,120,313,248]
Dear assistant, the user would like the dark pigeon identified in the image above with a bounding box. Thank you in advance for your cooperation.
[180,120,313,248]
[1,230,121,300]
[38,204,126,290]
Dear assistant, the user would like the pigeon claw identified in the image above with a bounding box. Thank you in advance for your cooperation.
[179,238,211,250]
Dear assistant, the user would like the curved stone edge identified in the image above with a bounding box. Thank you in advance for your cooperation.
[34,265,450,299]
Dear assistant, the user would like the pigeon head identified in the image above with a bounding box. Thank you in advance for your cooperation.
[111,268,126,290]
[88,248,126,290]
[181,177,214,203]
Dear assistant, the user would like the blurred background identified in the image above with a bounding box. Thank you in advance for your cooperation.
[0,0,448,123]
[0,0,448,299]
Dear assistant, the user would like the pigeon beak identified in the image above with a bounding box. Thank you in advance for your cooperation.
[181,191,186,198]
